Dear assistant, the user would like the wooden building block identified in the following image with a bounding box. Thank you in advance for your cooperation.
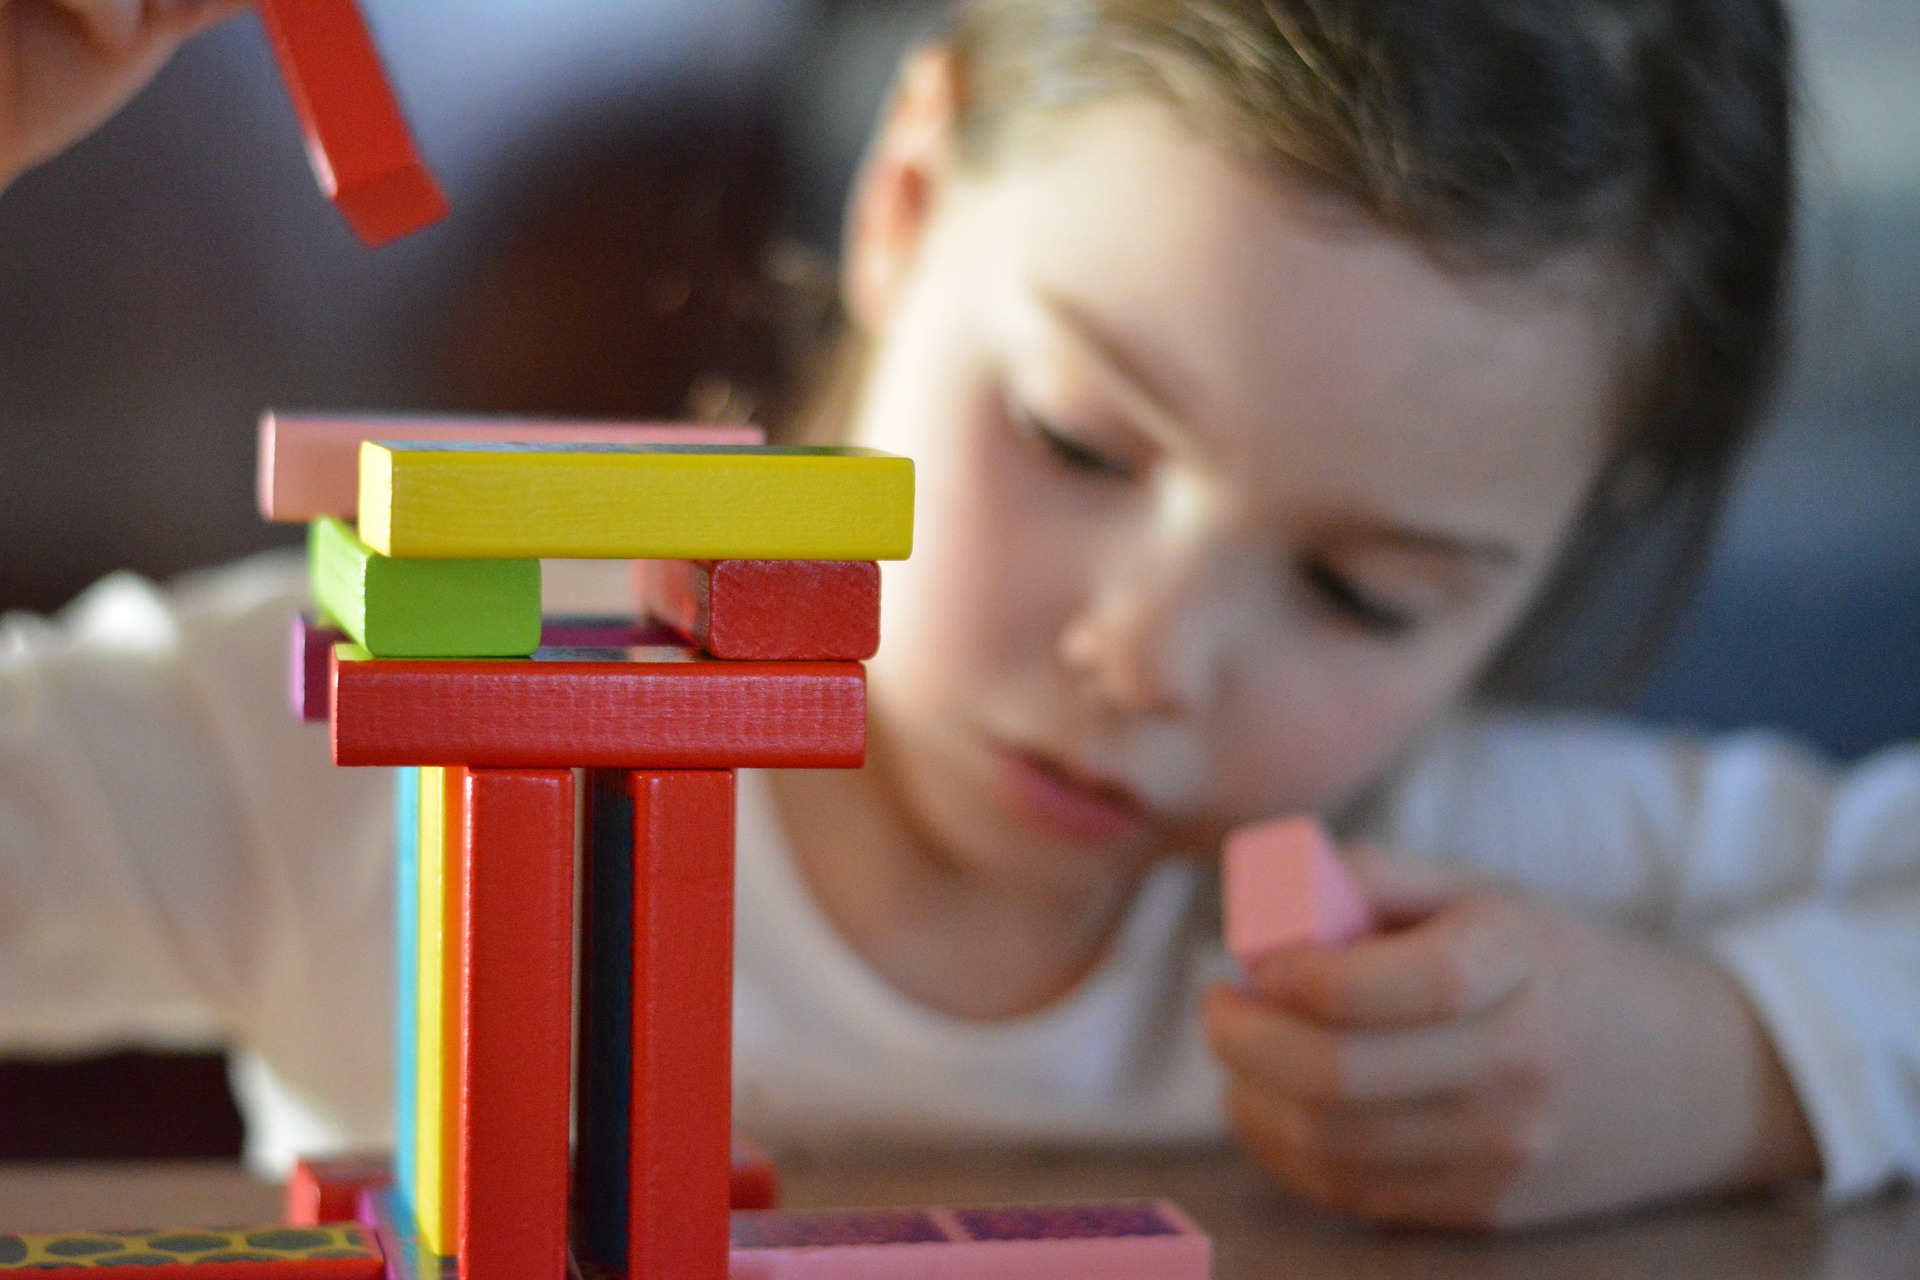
[287,1154,393,1226]
[0,1224,380,1276]
[457,769,576,1280]
[330,646,866,770]
[357,443,914,561]
[391,771,419,1221]
[258,415,763,523]
[358,1188,456,1280]
[411,768,463,1258]
[576,771,735,1280]
[308,518,540,659]
[730,1138,780,1211]
[638,560,881,661]
[1222,816,1374,973]
[292,613,346,723]
[726,1200,1211,1280]
[254,0,447,247]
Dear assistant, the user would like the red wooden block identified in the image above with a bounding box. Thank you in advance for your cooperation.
[638,560,881,661]
[292,613,346,724]
[255,0,449,247]
[457,769,575,1280]
[330,647,865,769]
[575,771,735,1280]
[286,1153,392,1225]
[730,1137,780,1211]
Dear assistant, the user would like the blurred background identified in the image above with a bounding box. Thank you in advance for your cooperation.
[0,0,1913,1158]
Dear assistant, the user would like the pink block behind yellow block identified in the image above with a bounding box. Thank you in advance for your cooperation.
[257,414,765,522]
[1222,815,1373,972]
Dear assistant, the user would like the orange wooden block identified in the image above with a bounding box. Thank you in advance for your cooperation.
[285,1153,392,1225]
[254,0,448,246]
[638,560,881,661]
[457,769,575,1280]
[329,646,866,770]
[576,771,735,1280]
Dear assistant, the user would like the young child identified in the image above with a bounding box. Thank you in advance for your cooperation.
[3,0,1917,1233]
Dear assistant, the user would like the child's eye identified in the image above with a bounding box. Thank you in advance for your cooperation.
[1302,561,1418,638]
[1008,397,1134,481]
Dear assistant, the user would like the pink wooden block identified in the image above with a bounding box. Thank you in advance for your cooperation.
[1222,816,1373,972]
[727,1200,1211,1280]
[257,414,765,522]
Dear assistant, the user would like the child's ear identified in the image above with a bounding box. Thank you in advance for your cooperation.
[843,44,961,331]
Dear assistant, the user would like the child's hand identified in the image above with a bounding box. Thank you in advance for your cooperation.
[1202,849,1821,1230]
[0,0,246,191]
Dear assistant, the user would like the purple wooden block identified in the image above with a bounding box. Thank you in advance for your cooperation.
[293,612,346,724]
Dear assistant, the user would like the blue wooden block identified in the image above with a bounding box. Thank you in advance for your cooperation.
[393,767,420,1221]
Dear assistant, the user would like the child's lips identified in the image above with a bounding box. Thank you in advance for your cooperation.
[995,744,1152,844]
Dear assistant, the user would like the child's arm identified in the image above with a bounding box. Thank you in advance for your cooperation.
[1204,850,1821,1229]
[0,0,245,193]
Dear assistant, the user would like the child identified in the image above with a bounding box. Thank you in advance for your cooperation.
[2,0,1916,1233]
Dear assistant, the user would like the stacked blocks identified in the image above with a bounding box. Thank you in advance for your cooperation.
[268,418,912,1280]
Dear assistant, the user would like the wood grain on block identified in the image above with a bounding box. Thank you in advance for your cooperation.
[576,771,735,1280]
[0,1223,381,1276]
[254,0,448,246]
[1222,816,1373,972]
[329,645,866,770]
[287,1153,393,1226]
[258,415,764,523]
[308,517,540,659]
[638,560,880,661]
[457,770,576,1280]
[357,443,914,561]
[727,1200,1211,1279]
[292,613,346,723]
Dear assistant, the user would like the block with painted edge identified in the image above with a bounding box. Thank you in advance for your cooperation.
[308,517,540,659]
[0,1223,380,1276]
[329,643,866,770]
[576,770,735,1280]
[287,1153,393,1226]
[456,769,576,1280]
[254,0,447,247]
[1222,816,1374,974]
[357,443,914,561]
[726,1199,1211,1280]
[638,559,880,661]
[258,415,764,523]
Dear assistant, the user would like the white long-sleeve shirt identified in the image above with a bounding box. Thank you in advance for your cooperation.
[0,553,1915,1199]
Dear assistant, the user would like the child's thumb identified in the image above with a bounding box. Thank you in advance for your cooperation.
[1343,843,1480,927]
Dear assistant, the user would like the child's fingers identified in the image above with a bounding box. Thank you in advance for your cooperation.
[1248,893,1534,1028]
[1203,981,1533,1105]
[52,0,142,48]
[1224,1076,1548,1175]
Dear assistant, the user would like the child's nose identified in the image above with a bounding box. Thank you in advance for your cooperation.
[1056,531,1232,720]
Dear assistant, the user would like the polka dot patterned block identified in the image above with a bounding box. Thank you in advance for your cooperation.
[729,1209,949,1250]
[0,1223,381,1276]
[950,1201,1187,1241]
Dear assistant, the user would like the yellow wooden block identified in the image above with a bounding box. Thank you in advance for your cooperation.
[414,766,461,1257]
[357,442,915,560]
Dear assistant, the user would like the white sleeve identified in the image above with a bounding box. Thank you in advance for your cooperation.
[0,553,396,1166]
[1365,714,1920,1199]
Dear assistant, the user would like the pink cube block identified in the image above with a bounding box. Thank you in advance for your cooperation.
[728,1200,1210,1280]
[1222,816,1373,972]
[258,414,765,522]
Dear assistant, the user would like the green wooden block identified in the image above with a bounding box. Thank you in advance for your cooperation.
[308,516,541,658]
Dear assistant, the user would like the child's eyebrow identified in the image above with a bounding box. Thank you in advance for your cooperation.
[1340,524,1523,569]
[1032,289,1191,430]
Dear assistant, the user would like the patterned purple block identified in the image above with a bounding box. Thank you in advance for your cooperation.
[730,1209,949,1249]
[952,1201,1183,1241]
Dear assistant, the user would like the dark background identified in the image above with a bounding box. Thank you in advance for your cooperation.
[0,0,1913,1159]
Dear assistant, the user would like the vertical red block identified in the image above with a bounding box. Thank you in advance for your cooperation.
[457,770,575,1280]
[255,0,450,246]
[638,560,881,660]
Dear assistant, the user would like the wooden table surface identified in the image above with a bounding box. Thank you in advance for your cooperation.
[3,1150,1916,1278]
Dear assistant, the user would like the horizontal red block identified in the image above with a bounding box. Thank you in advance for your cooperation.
[287,1153,394,1225]
[331,647,865,769]
[639,560,880,661]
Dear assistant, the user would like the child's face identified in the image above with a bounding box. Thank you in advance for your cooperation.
[841,83,1618,903]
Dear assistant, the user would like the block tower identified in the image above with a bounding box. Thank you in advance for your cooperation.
[265,414,912,1280]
